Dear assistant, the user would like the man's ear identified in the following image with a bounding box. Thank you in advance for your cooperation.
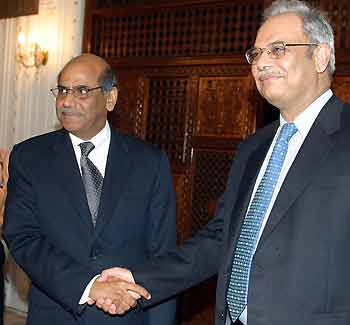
[313,43,331,73]
[106,88,118,112]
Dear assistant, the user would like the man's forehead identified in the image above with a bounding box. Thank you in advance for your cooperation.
[254,13,305,46]
[58,61,100,85]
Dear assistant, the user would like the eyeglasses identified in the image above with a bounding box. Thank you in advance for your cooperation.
[50,85,104,99]
[245,41,318,65]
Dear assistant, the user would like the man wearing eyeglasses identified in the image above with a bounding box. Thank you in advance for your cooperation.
[3,54,176,325]
[92,1,350,325]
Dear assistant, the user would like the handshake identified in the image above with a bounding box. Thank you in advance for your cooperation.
[87,267,151,315]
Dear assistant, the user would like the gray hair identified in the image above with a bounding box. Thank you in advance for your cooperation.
[98,65,118,93]
[263,0,335,75]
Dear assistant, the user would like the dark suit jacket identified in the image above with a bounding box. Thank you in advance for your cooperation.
[4,126,177,325]
[133,95,350,325]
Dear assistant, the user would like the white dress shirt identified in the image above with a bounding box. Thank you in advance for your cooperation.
[69,121,111,177]
[227,89,333,325]
[68,122,111,304]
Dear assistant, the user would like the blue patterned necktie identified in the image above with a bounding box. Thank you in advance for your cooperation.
[79,142,104,226]
[227,123,297,322]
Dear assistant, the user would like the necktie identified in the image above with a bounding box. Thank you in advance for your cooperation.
[227,123,297,322]
[79,141,104,226]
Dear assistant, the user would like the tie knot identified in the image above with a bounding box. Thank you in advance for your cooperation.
[279,122,297,142]
[79,141,95,157]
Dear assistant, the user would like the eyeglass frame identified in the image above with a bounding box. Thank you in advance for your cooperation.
[50,85,106,99]
[245,41,319,65]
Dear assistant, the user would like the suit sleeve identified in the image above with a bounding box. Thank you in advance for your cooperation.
[144,151,177,325]
[132,182,226,307]
[3,145,96,316]
[131,143,245,307]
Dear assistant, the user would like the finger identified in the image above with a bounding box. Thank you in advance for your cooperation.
[108,303,117,315]
[101,298,112,313]
[96,297,106,308]
[122,294,137,308]
[127,290,141,299]
[115,300,132,315]
[125,283,151,300]
[109,290,137,311]
[97,273,109,282]
[87,298,95,305]
[130,299,137,308]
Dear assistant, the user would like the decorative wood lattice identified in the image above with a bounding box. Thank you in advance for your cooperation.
[316,0,350,49]
[144,78,189,164]
[191,149,235,235]
[108,70,140,133]
[196,76,256,138]
[90,1,263,58]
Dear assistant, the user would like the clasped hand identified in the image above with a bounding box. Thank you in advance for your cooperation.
[88,267,151,315]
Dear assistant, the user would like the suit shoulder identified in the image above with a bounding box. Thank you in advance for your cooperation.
[114,130,167,161]
[238,121,278,152]
[11,130,63,160]
[12,130,62,156]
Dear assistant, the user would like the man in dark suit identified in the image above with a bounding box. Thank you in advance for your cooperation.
[95,1,350,324]
[3,54,176,325]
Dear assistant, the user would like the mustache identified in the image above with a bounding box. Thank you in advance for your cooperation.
[59,107,81,115]
[257,70,282,80]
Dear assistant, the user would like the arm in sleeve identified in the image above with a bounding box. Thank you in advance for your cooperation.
[132,189,226,307]
[131,144,246,307]
[3,145,96,316]
[145,151,177,325]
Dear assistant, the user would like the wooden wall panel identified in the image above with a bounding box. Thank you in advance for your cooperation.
[196,76,256,138]
[190,149,235,234]
[333,76,350,102]
[144,77,189,165]
[319,0,350,49]
[86,0,264,58]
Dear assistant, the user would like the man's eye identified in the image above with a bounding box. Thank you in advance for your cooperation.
[77,87,89,95]
[271,45,285,56]
[58,87,68,94]
[250,50,260,60]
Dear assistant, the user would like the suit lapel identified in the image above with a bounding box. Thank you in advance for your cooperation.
[257,95,343,249]
[94,129,133,237]
[50,130,94,233]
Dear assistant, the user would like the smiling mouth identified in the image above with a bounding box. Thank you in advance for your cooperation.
[259,74,281,81]
[61,111,81,117]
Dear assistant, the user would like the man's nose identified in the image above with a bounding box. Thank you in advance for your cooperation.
[60,91,75,107]
[255,49,273,70]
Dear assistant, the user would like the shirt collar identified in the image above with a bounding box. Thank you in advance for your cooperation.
[279,89,333,139]
[69,121,111,150]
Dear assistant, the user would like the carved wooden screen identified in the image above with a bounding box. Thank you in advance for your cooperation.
[144,77,188,165]
[85,1,263,57]
[84,0,350,324]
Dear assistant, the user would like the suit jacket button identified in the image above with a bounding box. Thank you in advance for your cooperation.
[219,311,225,319]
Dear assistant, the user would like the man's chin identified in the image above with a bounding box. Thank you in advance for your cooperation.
[260,89,286,106]
[61,123,82,134]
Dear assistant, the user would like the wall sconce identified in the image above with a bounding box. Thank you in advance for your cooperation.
[17,31,49,68]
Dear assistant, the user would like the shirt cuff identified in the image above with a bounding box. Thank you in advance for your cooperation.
[79,274,100,305]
